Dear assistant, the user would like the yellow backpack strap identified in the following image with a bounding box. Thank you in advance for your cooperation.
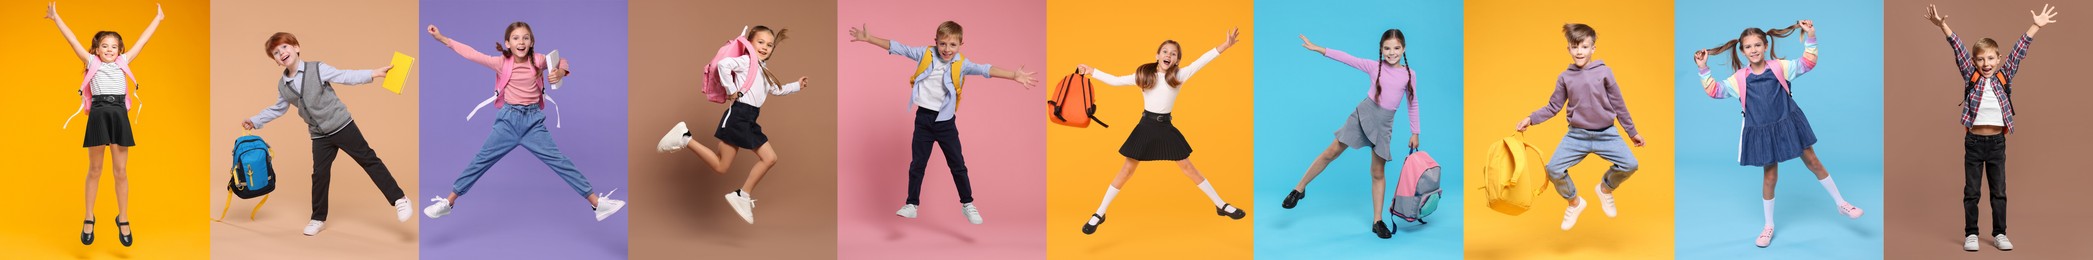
[910,49,967,107]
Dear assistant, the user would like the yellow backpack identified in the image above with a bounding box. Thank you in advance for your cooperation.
[912,51,965,107]
[1483,133,1551,216]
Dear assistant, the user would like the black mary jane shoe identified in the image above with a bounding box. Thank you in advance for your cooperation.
[1281,190,1306,209]
[81,219,95,245]
[1372,220,1394,239]
[1081,214,1106,235]
[116,216,133,247]
[1216,203,1247,220]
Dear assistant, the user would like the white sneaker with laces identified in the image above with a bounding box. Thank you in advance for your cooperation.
[1995,234,2014,251]
[657,122,690,153]
[1963,234,1980,251]
[395,198,414,222]
[962,203,984,225]
[724,191,756,224]
[1562,197,1587,231]
[1594,183,1618,218]
[424,197,454,219]
[895,204,919,218]
[302,220,326,236]
[593,189,626,221]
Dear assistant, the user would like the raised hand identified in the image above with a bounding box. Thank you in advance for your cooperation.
[153,3,164,21]
[1014,67,1038,89]
[45,2,57,20]
[1298,34,1325,53]
[2033,4,2060,27]
[1218,27,1241,53]
[1926,4,1949,28]
[848,24,869,43]
[1797,19,1815,38]
[1693,50,1709,70]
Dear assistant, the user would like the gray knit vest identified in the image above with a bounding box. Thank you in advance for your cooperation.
[279,61,354,139]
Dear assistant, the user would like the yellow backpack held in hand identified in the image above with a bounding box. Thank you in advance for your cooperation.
[1483,132,1550,216]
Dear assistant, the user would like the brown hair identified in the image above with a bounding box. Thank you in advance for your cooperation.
[1563,23,1596,45]
[1134,40,1184,89]
[263,32,300,58]
[92,31,124,54]
[1378,29,1413,101]
[935,21,964,42]
[747,25,786,86]
[1699,24,1801,71]
[496,22,536,60]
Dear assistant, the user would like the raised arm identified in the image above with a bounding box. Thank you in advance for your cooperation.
[45,3,93,62]
[1694,50,1741,99]
[1174,27,1238,83]
[847,23,895,51]
[1780,20,1820,79]
[981,63,1039,89]
[315,62,380,85]
[1078,64,1137,87]
[426,25,503,69]
[2007,4,2057,81]
[120,4,165,62]
[1928,5,1978,82]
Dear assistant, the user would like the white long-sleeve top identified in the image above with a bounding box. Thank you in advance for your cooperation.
[715,55,803,107]
[1092,48,1220,114]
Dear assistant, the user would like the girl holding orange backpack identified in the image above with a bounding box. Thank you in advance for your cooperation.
[1072,28,1247,235]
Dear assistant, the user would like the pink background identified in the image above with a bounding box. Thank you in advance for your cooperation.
[835,0,1047,259]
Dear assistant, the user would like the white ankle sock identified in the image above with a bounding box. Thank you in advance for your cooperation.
[1763,199,1776,227]
[1197,181,1227,209]
[1818,177,1847,205]
[1094,186,1119,217]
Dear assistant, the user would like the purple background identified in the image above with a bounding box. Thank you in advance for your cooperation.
[417,0,629,258]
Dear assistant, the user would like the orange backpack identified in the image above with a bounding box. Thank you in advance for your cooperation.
[1048,70,1108,128]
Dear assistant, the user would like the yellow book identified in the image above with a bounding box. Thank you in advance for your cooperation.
[383,52,414,94]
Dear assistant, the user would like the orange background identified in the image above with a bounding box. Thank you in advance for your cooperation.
[1044,0,1257,259]
[1461,0,1677,259]
[0,0,212,258]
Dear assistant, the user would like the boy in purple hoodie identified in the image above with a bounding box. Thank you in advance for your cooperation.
[1513,23,1645,231]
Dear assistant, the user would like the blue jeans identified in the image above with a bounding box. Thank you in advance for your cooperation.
[451,104,593,197]
[1544,127,1639,199]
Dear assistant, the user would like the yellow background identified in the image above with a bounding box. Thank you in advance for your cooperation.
[1045,0,1256,258]
[0,0,211,258]
[1461,0,1676,259]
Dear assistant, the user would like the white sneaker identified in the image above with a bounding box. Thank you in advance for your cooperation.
[1594,184,1617,218]
[724,191,756,224]
[592,189,626,222]
[1562,197,1587,231]
[394,198,413,222]
[657,122,690,153]
[895,204,919,218]
[1963,234,1980,251]
[424,197,454,219]
[961,203,984,225]
[1995,234,2014,251]
[302,220,325,236]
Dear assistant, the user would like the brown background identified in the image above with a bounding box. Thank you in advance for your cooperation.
[207,0,422,258]
[1884,1,2093,258]
[624,0,839,259]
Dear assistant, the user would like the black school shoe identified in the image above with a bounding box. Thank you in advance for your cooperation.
[81,219,94,245]
[1281,190,1306,209]
[1081,214,1106,235]
[1216,203,1247,220]
[1373,220,1393,239]
[117,216,133,247]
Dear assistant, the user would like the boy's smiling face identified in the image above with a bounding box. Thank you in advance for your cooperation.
[271,43,301,70]
[934,34,962,61]
[1567,36,1595,66]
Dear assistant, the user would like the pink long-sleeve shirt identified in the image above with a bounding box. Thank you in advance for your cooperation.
[441,39,571,105]
[1323,49,1420,134]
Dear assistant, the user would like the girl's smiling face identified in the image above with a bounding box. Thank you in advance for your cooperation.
[1155,41,1181,68]
[94,35,122,62]
[506,27,534,57]
[1741,34,1767,66]
[751,30,776,61]
[1381,38,1404,66]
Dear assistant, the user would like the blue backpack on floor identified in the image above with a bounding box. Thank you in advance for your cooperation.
[218,134,276,221]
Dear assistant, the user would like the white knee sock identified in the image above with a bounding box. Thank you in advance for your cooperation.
[1094,186,1119,217]
[1818,177,1848,205]
[1197,181,1227,209]
[1763,199,1776,228]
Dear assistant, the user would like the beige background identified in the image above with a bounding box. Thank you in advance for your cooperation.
[1883,0,2093,258]
[207,0,421,259]
[624,0,839,259]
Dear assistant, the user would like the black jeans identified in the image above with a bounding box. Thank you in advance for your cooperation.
[1963,133,2007,236]
[906,108,973,205]
[311,122,406,221]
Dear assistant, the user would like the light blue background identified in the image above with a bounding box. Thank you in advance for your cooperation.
[1252,0,1463,259]
[1673,1,1884,259]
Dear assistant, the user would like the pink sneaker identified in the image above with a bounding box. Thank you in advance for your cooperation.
[1755,226,1774,248]
[1837,203,1864,219]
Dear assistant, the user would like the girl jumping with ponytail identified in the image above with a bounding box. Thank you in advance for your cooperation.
[1278,29,1420,239]
[1691,19,1865,248]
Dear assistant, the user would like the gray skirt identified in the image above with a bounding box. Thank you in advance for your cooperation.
[1335,99,1396,161]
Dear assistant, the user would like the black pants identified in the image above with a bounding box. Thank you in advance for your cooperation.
[311,122,406,221]
[1963,133,2007,236]
[906,108,973,205]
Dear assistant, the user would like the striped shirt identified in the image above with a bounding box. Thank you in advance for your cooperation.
[91,65,127,95]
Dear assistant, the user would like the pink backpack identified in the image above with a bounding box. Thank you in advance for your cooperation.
[702,26,762,104]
